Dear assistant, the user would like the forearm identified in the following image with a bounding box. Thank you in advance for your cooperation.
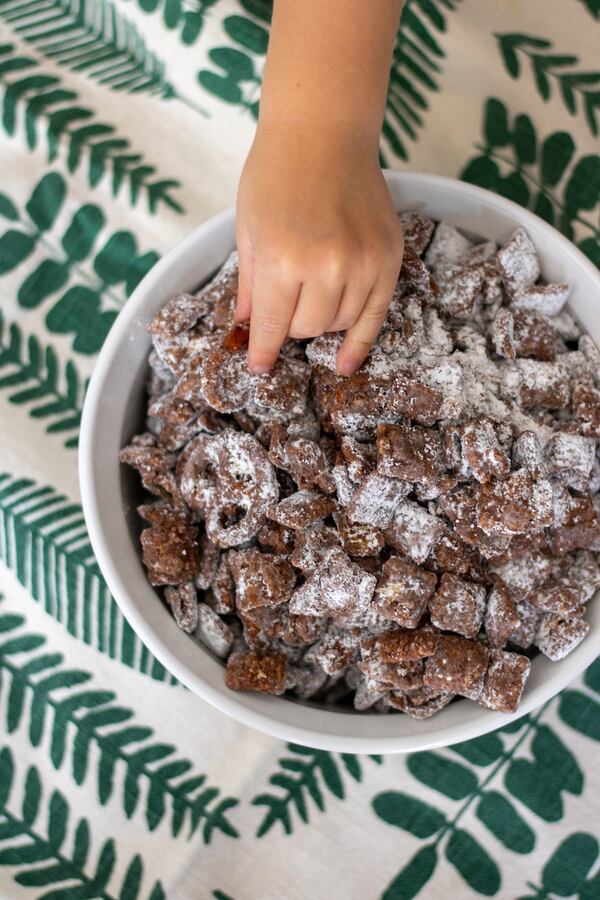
[259,0,404,148]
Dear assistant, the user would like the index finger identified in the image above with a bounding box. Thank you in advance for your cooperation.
[248,270,301,373]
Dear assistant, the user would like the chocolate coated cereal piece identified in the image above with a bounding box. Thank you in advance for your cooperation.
[399,246,439,299]
[289,524,341,573]
[428,573,486,639]
[305,332,345,372]
[433,528,475,576]
[527,581,582,616]
[229,547,296,613]
[548,494,600,555]
[466,240,498,265]
[398,211,435,256]
[267,490,336,529]
[253,357,310,416]
[304,627,360,675]
[374,556,437,627]
[340,436,376,482]
[282,613,325,647]
[561,550,600,603]
[346,472,410,529]
[388,686,454,719]
[491,553,553,603]
[424,634,489,700]
[385,500,444,564]
[239,605,288,648]
[268,434,335,494]
[176,433,218,512]
[141,518,200,586]
[546,431,596,479]
[512,309,556,362]
[172,364,205,406]
[484,579,520,648]
[194,533,220,591]
[200,337,258,413]
[207,431,280,547]
[196,602,234,657]
[509,600,543,648]
[225,649,288,695]
[148,292,210,338]
[334,511,384,557]
[479,649,531,712]
[477,470,555,535]
[460,417,510,483]
[257,522,295,556]
[366,628,439,662]
[497,228,541,295]
[331,459,356,506]
[502,359,570,409]
[152,415,206,453]
[137,502,185,525]
[333,371,443,428]
[164,582,198,633]
[512,431,544,479]
[536,613,590,661]
[492,308,515,359]
[120,443,184,510]
[512,282,570,317]
[354,678,389,710]
[289,548,376,625]
[291,665,329,699]
[358,653,425,691]
[573,382,600,436]
[208,553,235,614]
[437,265,485,320]
[376,423,448,487]
[438,485,511,558]
[148,391,197,425]
[424,223,473,280]
[152,330,216,379]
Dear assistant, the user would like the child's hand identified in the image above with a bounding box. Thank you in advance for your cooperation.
[236,123,404,376]
[234,0,405,377]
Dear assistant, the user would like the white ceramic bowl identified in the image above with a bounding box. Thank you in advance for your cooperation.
[80,172,600,753]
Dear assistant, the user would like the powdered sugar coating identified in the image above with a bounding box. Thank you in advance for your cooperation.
[196,602,234,657]
[497,228,540,294]
[512,282,570,316]
[122,219,600,715]
[385,500,443,564]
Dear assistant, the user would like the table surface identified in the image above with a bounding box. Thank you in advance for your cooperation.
[1,1,599,898]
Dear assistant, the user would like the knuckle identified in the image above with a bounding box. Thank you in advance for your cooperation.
[358,246,381,272]
[253,312,285,336]
[317,247,349,283]
[259,242,302,278]
[289,321,325,340]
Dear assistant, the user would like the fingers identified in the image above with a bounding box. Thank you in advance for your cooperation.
[288,280,345,339]
[247,267,301,373]
[235,224,253,324]
[336,269,399,376]
[328,276,377,333]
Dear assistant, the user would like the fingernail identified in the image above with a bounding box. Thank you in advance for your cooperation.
[250,362,271,375]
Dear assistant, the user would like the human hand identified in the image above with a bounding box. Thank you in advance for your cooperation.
[236,123,404,376]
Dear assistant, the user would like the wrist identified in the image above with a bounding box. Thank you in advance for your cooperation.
[253,115,382,166]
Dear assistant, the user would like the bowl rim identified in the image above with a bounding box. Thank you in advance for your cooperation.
[79,171,600,753]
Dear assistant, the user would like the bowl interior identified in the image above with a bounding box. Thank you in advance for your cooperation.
[81,173,600,753]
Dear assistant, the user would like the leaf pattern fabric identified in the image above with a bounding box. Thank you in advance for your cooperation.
[0,0,599,897]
